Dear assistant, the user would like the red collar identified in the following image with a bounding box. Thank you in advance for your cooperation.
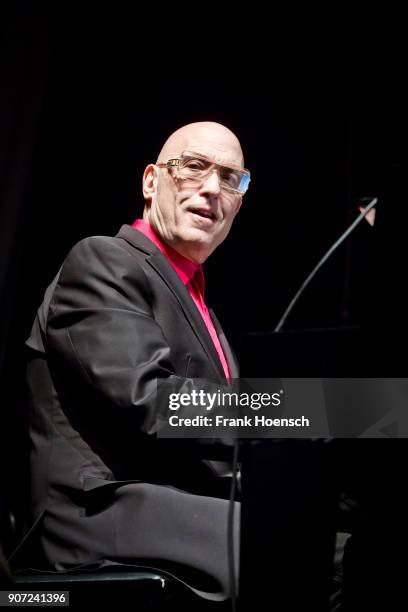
[131,219,204,293]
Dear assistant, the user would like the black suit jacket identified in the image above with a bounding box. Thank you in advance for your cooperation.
[23,225,240,597]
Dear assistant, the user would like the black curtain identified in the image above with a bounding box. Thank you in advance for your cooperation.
[0,5,49,556]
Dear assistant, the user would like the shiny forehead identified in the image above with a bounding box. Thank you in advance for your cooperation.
[156,122,244,169]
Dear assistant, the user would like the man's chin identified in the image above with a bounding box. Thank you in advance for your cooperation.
[173,230,219,263]
[179,223,218,242]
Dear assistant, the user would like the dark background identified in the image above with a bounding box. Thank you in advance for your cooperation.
[1,5,407,551]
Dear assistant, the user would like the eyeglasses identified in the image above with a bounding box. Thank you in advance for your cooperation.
[157,151,251,196]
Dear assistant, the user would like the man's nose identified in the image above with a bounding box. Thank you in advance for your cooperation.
[200,169,221,195]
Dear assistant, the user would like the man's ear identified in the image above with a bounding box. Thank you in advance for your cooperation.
[142,164,158,205]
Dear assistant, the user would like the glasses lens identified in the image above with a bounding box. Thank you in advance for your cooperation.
[179,156,211,176]
[178,154,249,194]
[237,171,250,194]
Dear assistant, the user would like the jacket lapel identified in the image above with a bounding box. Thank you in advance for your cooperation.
[209,309,240,379]
[117,225,226,382]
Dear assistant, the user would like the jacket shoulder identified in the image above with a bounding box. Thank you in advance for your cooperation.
[58,234,148,281]
[26,234,149,353]
[67,234,141,262]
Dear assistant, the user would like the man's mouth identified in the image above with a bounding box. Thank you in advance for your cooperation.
[187,208,217,221]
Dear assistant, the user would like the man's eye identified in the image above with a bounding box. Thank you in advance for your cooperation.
[222,172,240,188]
[184,159,207,171]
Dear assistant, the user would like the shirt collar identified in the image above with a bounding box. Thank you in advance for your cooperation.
[131,219,203,289]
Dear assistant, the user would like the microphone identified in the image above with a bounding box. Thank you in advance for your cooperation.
[274,197,378,332]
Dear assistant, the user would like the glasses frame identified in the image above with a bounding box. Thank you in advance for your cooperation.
[156,150,251,196]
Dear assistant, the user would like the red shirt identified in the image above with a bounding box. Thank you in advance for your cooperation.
[132,219,230,380]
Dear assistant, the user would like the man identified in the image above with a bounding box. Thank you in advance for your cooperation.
[23,122,249,598]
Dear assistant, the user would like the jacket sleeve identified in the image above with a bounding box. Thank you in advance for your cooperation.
[45,236,234,439]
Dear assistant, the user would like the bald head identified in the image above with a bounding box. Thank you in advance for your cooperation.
[157,121,244,168]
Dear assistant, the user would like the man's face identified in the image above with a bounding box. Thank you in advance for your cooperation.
[143,125,245,263]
